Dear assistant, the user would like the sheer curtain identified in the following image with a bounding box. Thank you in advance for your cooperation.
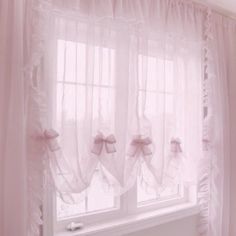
[0,1,233,236]
[48,1,204,200]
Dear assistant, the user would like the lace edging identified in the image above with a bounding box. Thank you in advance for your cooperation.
[197,8,216,236]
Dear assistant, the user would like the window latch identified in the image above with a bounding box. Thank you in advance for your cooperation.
[66,222,84,231]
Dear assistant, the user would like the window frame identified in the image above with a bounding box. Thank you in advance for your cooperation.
[45,184,192,235]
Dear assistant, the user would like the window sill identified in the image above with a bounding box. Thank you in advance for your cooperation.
[55,202,199,236]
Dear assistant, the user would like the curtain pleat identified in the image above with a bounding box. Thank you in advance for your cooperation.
[0,0,27,236]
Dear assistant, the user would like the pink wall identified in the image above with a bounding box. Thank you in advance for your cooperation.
[227,29,236,236]
[229,60,236,236]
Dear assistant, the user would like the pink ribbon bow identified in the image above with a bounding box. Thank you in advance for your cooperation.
[43,129,60,152]
[128,135,152,157]
[170,137,182,153]
[91,133,116,155]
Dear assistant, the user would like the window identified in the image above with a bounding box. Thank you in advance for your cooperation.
[53,37,191,232]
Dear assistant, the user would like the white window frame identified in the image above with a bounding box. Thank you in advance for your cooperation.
[44,184,196,235]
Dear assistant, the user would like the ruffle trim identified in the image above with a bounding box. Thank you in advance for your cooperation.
[27,85,48,236]
[197,8,216,236]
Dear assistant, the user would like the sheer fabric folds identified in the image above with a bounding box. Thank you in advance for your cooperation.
[50,1,204,198]
[0,1,232,236]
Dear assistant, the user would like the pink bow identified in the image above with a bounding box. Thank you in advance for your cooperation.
[91,133,116,155]
[170,137,182,153]
[128,135,152,157]
[43,129,60,152]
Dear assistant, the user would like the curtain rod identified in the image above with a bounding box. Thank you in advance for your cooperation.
[192,0,236,20]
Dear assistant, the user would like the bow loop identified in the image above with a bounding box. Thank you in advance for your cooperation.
[128,135,152,157]
[105,134,116,144]
[44,129,59,139]
[91,133,116,156]
[43,129,60,151]
[94,133,104,144]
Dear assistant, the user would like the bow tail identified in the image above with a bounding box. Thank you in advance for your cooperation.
[91,143,103,155]
[128,145,140,157]
[46,139,60,152]
[105,142,116,153]
[142,145,152,156]
[99,157,123,186]
[143,157,161,186]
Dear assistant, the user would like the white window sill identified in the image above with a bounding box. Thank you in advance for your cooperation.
[55,202,199,236]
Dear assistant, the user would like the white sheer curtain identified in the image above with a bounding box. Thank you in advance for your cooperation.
[48,1,204,201]
[0,1,233,236]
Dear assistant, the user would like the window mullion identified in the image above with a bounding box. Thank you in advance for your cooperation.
[113,32,133,216]
[126,183,138,214]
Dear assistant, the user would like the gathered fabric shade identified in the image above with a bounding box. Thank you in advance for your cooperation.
[49,6,203,199]
[27,0,204,231]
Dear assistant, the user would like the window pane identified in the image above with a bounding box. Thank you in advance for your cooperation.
[57,169,116,219]
[87,170,115,212]
[57,196,86,219]
[56,83,86,123]
[137,175,157,203]
[57,40,77,83]
[137,56,183,206]
[57,40,115,86]
[94,47,115,86]
[156,58,174,93]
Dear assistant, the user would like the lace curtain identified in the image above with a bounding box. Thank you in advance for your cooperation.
[0,0,232,236]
